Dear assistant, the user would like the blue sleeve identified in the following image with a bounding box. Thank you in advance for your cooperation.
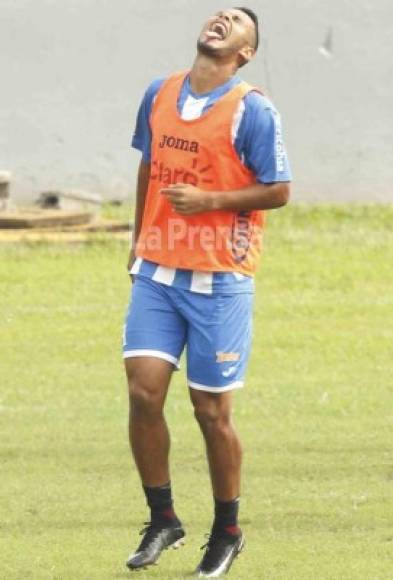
[235,92,292,183]
[131,78,166,162]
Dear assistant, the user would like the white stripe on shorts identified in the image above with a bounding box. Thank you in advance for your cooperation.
[188,380,244,393]
[123,349,180,369]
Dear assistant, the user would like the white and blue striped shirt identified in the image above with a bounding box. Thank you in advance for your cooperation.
[131,257,254,295]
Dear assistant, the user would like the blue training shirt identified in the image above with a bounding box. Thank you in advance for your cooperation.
[130,74,292,295]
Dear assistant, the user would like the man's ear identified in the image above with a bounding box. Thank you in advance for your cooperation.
[238,45,255,67]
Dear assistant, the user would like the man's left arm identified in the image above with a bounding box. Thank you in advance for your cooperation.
[162,93,291,215]
[161,181,289,215]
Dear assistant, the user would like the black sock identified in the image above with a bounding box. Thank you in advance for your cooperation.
[143,482,179,525]
[212,497,241,536]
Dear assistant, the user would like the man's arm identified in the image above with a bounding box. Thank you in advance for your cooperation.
[212,181,290,210]
[160,181,290,215]
[161,92,291,215]
[127,159,151,272]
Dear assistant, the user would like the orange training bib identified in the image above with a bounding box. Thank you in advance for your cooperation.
[136,71,265,276]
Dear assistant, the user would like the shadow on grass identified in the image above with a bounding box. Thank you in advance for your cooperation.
[113,567,195,579]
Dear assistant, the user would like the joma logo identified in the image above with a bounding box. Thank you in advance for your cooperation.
[159,134,199,153]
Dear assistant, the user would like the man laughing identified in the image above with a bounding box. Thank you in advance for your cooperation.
[124,7,291,576]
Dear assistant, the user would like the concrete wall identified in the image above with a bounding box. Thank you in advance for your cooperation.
[1,0,392,203]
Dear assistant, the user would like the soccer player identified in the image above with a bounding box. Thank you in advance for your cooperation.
[124,7,291,576]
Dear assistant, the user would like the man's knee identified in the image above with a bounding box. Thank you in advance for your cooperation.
[125,358,170,418]
[130,383,158,413]
[192,392,232,432]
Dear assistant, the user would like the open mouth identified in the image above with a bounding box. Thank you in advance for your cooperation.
[205,20,229,41]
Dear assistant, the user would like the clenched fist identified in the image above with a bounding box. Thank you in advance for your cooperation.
[160,183,215,215]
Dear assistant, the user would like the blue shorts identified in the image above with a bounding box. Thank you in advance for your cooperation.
[123,276,254,393]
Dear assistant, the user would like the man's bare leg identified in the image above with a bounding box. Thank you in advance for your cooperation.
[190,388,244,575]
[189,388,242,501]
[125,356,185,570]
[125,356,173,486]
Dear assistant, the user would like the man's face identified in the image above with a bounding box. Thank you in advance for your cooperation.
[197,8,256,63]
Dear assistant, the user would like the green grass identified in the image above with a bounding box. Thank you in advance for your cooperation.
[0,204,392,579]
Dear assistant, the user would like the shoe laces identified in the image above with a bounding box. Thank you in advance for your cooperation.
[137,521,163,550]
[200,531,230,551]
[199,532,235,571]
[200,533,212,551]
[139,521,155,535]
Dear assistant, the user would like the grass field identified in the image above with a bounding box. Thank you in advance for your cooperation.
[1,204,392,579]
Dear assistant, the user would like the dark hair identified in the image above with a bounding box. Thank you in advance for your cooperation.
[235,7,260,51]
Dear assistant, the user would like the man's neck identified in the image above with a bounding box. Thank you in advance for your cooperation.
[189,54,237,95]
